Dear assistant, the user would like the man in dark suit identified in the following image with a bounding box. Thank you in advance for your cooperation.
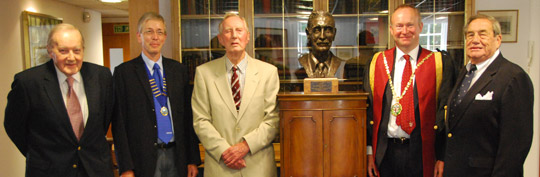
[443,14,533,177]
[4,23,114,177]
[112,12,201,177]
[364,5,457,177]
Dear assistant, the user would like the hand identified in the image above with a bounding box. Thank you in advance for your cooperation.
[225,158,246,169]
[120,170,135,177]
[187,164,198,177]
[221,141,250,167]
[367,155,378,177]
[434,160,444,177]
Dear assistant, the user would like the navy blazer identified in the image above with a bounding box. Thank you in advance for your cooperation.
[4,60,114,177]
[444,53,534,177]
[112,56,201,177]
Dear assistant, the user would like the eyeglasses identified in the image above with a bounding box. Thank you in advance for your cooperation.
[143,30,165,36]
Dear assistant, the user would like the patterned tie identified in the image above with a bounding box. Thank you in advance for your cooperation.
[153,63,173,143]
[454,64,477,106]
[396,54,416,134]
[66,77,84,140]
[231,66,241,110]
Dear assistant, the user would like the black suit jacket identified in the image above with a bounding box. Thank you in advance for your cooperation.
[4,60,114,177]
[112,56,201,177]
[364,47,457,173]
[444,53,533,177]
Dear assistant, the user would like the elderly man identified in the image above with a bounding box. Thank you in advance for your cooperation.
[364,4,457,177]
[4,23,114,177]
[192,13,280,177]
[298,10,345,78]
[112,12,200,177]
[443,14,533,177]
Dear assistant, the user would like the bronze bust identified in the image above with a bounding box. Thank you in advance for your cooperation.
[298,10,344,78]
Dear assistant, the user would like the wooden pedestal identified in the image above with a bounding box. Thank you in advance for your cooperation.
[278,92,368,177]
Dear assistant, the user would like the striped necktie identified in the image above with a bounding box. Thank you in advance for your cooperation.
[231,66,241,110]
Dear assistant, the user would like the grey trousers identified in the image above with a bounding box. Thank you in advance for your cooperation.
[154,146,178,177]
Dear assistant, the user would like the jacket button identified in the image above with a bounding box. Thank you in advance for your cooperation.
[154,125,157,128]
[73,164,77,168]
[447,133,453,138]
[77,146,81,151]
[433,125,438,130]
[369,121,374,125]
[152,109,155,112]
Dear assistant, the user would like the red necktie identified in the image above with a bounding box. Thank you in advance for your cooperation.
[231,66,241,110]
[397,55,416,134]
[66,77,84,140]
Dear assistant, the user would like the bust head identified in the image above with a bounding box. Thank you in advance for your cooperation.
[306,10,336,59]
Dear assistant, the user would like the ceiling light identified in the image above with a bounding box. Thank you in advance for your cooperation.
[101,0,122,3]
[25,7,37,12]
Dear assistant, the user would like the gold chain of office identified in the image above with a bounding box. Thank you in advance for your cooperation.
[382,51,434,116]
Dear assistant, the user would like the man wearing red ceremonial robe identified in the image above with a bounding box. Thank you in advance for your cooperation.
[364,4,458,177]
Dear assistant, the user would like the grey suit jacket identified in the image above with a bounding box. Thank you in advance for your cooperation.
[192,55,280,177]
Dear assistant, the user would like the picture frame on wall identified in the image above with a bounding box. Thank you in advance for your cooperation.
[477,10,519,43]
[21,11,63,69]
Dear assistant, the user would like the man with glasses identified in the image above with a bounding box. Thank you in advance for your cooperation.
[112,12,201,177]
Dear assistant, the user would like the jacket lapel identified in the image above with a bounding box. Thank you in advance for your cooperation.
[79,63,99,141]
[213,58,239,117]
[237,56,260,120]
[448,54,502,130]
[133,57,154,105]
[43,61,79,142]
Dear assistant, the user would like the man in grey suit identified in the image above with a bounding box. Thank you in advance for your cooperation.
[4,23,114,177]
[192,13,280,177]
[443,14,534,177]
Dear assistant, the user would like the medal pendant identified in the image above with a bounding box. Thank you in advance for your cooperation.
[160,107,169,116]
[391,103,402,116]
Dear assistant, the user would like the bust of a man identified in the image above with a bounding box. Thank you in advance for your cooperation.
[298,10,343,78]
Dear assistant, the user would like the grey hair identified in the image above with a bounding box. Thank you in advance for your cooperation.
[464,14,502,36]
[47,23,85,52]
[218,13,249,34]
[137,12,166,34]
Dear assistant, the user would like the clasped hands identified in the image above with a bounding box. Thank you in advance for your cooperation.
[221,140,250,170]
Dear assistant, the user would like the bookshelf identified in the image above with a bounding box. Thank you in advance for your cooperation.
[178,0,472,90]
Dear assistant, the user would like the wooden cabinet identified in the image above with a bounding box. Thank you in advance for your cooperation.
[278,92,368,177]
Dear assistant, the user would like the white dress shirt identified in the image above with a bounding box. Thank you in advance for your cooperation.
[467,49,500,90]
[226,55,248,93]
[55,66,89,127]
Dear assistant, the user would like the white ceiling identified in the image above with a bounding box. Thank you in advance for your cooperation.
[55,0,129,18]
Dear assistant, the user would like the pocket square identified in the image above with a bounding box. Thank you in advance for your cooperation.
[475,91,493,100]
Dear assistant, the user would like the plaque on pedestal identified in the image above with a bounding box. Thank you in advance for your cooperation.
[304,78,338,94]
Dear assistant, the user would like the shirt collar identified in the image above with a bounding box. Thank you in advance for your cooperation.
[396,45,420,62]
[141,52,163,72]
[54,64,82,84]
[226,55,248,74]
[467,49,500,71]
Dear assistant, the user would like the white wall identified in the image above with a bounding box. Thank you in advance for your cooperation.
[0,0,103,176]
[476,0,540,176]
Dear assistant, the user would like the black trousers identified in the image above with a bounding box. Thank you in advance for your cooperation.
[379,138,422,177]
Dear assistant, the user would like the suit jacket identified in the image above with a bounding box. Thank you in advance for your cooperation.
[364,47,457,176]
[112,56,201,177]
[4,60,114,177]
[444,53,533,177]
[192,55,280,177]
